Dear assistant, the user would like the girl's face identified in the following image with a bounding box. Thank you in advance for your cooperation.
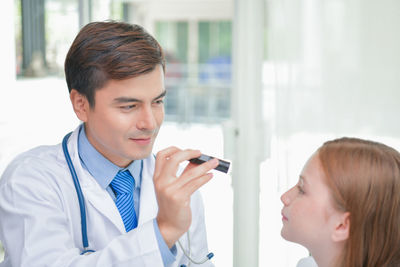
[280,153,344,250]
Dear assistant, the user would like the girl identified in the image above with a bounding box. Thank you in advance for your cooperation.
[281,138,400,267]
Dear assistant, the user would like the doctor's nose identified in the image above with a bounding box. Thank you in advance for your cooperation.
[137,106,157,131]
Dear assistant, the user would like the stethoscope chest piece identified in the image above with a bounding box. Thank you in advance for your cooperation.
[80,249,95,255]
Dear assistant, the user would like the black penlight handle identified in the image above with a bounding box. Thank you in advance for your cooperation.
[189,154,231,173]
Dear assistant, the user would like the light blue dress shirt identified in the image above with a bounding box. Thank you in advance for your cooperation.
[77,125,176,265]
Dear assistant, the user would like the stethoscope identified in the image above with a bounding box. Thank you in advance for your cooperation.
[62,132,214,266]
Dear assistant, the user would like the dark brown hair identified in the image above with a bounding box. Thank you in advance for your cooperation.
[65,21,165,107]
[318,138,400,267]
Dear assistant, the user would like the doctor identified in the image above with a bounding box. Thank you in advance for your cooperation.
[0,21,217,267]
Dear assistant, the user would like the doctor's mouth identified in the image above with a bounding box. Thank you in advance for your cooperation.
[129,137,153,145]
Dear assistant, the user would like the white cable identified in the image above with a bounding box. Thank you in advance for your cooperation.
[178,232,213,265]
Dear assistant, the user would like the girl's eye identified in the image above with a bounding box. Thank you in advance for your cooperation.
[297,185,305,195]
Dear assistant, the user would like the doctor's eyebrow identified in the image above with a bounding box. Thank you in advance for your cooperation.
[153,90,167,100]
[112,90,167,104]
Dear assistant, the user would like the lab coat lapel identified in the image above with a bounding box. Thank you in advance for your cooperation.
[67,127,126,233]
[138,156,158,226]
[81,180,125,233]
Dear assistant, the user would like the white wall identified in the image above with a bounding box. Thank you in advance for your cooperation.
[0,0,16,172]
[0,0,16,260]
[261,0,400,266]
[0,0,16,99]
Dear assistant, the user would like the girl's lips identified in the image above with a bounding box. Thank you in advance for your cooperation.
[281,211,288,221]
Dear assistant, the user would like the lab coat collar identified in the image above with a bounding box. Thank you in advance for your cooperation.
[60,126,159,232]
[63,126,125,232]
[138,154,158,225]
[78,124,142,191]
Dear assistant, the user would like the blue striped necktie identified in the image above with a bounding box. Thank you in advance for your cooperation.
[110,170,138,232]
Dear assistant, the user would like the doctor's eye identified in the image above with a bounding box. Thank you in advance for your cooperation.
[120,104,137,111]
[153,99,164,105]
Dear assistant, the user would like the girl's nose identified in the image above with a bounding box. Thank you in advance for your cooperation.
[280,187,295,206]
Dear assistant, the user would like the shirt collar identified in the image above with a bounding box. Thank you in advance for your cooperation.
[78,124,142,190]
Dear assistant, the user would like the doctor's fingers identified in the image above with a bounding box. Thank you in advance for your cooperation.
[154,146,181,178]
[155,149,202,182]
[173,158,219,189]
[180,172,214,198]
[156,172,213,209]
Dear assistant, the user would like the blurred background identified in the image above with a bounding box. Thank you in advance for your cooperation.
[1,0,400,266]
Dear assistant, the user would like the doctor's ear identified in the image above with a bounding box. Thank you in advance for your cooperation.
[331,212,350,242]
[70,89,89,122]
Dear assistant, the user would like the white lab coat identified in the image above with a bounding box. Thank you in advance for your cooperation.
[0,127,213,267]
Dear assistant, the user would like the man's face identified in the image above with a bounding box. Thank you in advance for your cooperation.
[81,65,165,167]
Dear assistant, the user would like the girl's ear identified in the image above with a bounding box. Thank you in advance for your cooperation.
[70,89,89,122]
[331,212,350,242]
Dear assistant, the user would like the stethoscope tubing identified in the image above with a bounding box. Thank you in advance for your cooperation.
[62,132,90,250]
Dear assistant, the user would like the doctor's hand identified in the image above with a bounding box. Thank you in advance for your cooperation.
[154,147,218,248]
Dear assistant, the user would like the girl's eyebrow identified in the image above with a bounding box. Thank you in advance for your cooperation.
[299,175,307,187]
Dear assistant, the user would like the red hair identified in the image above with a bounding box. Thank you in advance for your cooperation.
[318,138,400,266]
